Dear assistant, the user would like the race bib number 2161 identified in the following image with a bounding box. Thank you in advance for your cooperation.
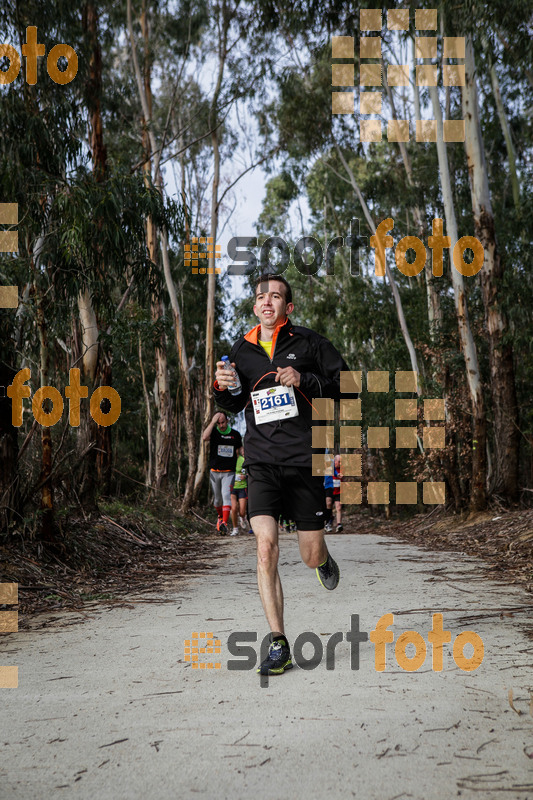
[251,385,299,425]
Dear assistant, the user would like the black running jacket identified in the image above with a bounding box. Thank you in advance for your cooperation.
[213,318,350,467]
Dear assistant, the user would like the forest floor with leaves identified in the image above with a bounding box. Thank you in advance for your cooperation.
[348,504,533,600]
[2,520,532,798]
[1,500,531,625]
[0,500,222,623]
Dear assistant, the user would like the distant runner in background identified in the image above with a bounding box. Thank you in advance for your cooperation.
[202,411,242,535]
[230,446,250,536]
[323,472,334,532]
[333,454,343,533]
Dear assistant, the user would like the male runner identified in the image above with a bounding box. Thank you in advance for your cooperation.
[230,446,249,536]
[202,411,242,535]
[214,274,350,675]
[332,454,344,533]
[323,473,334,532]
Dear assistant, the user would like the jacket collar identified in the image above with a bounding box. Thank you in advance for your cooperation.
[244,316,292,345]
[244,317,292,358]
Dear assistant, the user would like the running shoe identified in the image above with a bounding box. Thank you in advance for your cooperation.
[239,516,247,531]
[248,529,254,535]
[336,524,343,533]
[325,521,333,533]
[230,528,239,536]
[218,521,228,535]
[257,636,293,675]
[316,552,340,590]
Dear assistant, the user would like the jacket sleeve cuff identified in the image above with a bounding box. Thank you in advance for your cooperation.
[213,381,230,400]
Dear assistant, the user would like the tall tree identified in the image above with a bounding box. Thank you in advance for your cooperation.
[462,36,519,501]
[139,0,173,491]
[429,81,487,511]
[77,0,109,510]
[193,0,238,501]
[127,0,197,510]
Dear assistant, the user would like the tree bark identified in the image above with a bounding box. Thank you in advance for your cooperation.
[140,2,172,490]
[0,361,19,533]
[334,144,421,386]
[489,60,520,210]
[429,81,487,511]
[384,62,462,503]
[463,37,519,501]
[383,62,443,346]
[36,300,55,541]
[77,1,110,511]
[76,287,99,510]
[138,335,153,486]
[192,2,232,503]
[127,0,197,510]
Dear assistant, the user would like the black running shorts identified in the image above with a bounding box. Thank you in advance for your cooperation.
[247,464,325,531]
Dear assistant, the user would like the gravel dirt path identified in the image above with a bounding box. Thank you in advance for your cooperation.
[1,531,532,799]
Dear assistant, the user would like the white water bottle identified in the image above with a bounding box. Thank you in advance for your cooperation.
[221,356,242,396]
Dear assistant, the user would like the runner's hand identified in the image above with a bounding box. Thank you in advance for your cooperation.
[275,366,300,387]
[215,360,237,390]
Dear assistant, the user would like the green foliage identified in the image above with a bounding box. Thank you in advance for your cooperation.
[248,0,533,507]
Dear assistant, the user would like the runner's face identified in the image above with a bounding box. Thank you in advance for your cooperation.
[253,281,294,330]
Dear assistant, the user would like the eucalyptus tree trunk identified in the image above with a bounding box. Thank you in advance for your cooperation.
[127,0,197,510]
[193,1,232,503]
[0,359,19,533]
[463,37,519,500]
[76,286,99,509]
[77,1,109,508]
[335,145,421,388]
[383,62,442,346]
[429,82,487,511]
[488,61,520,210]
[140,2,172,490]
[36,294,55,540]
[383,62,462,505]
[138,335,153,486]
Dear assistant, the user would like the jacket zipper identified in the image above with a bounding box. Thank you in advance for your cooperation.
[255,337,283,425]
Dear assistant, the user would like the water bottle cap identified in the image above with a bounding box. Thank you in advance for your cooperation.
[221,355,229,361]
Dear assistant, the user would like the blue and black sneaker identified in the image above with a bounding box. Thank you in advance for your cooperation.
[257,635,293,676]
[316,552,340,590]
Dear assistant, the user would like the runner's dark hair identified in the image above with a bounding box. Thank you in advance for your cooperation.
[254,273,292,304]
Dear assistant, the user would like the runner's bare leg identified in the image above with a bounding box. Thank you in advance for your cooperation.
[297,529,328,568]
[231,495,238,529]
[253,515,284,634]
